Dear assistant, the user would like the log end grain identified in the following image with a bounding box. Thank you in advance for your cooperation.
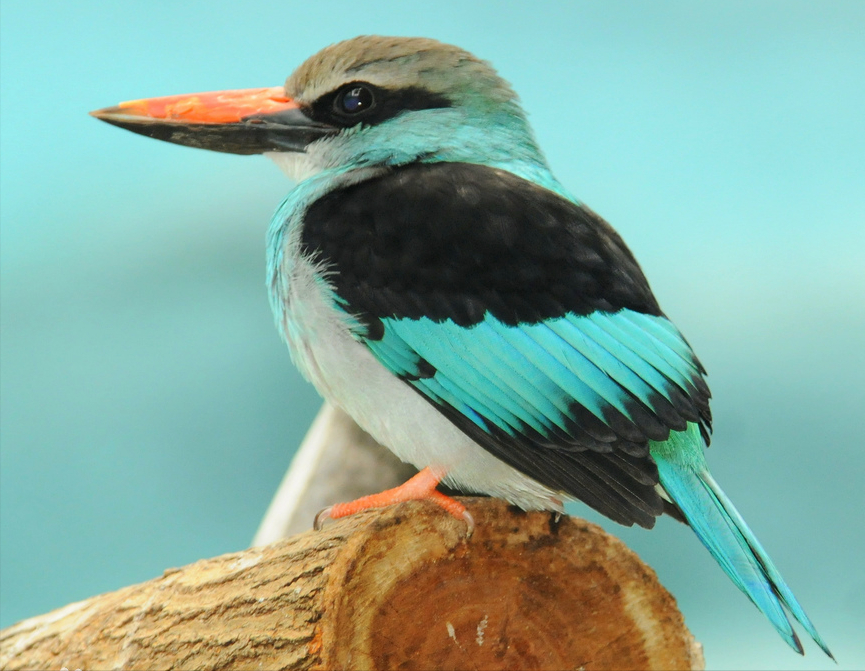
[1,498,703,671]
[322,499,703,671]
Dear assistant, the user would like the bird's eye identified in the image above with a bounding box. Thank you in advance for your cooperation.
[337,85,374,115]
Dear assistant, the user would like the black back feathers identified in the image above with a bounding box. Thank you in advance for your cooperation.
[301,161,662,334]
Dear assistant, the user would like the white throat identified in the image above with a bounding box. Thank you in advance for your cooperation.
[265,151,327,182]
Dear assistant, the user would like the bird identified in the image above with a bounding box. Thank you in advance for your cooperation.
[91,35,832,658]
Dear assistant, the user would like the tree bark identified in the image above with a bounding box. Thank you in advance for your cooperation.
[1,499,703,671]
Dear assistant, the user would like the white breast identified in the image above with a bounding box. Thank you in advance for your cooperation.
[275,249,561,512]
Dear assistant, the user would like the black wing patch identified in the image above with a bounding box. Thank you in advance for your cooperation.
[301,161,663,334]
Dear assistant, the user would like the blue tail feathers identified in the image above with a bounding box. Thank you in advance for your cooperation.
[651,425,834,659]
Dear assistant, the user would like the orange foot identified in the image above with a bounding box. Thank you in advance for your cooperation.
[314,467,475,537]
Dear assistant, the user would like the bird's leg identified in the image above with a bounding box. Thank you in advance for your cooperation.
[314,467,474,536]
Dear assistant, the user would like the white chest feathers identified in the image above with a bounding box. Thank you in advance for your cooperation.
[272,250,560,512]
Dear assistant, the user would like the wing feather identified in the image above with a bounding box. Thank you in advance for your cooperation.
[365,312,707,527]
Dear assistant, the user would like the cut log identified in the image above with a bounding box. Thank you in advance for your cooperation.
[0,499,703,671]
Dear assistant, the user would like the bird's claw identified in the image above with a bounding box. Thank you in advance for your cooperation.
[313,506,333,531]
[462,509,475,540]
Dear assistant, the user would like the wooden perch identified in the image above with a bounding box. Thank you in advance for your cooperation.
[1,499,703,671]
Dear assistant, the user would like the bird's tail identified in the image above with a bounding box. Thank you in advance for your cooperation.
[651,426,833,659]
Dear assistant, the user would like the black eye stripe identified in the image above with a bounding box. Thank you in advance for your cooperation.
[305,81,452,128]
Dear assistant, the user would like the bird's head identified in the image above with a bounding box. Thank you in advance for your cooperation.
[91,36,547,181]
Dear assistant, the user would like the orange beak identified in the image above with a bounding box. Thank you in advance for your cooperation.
[91,87,335,154]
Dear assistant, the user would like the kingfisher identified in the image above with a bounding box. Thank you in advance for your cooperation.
[91,35,832,658]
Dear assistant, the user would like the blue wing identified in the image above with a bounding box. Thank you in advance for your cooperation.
[365,309,710,528]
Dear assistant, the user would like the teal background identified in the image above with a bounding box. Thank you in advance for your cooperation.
[1,1,863,668]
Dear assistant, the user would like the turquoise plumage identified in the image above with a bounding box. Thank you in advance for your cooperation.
[652,427,832,656]
[370,312,693,437]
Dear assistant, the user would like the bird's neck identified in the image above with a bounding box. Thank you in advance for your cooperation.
[267,107,575,202]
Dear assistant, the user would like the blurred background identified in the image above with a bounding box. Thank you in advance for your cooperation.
[1,1,863,668]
